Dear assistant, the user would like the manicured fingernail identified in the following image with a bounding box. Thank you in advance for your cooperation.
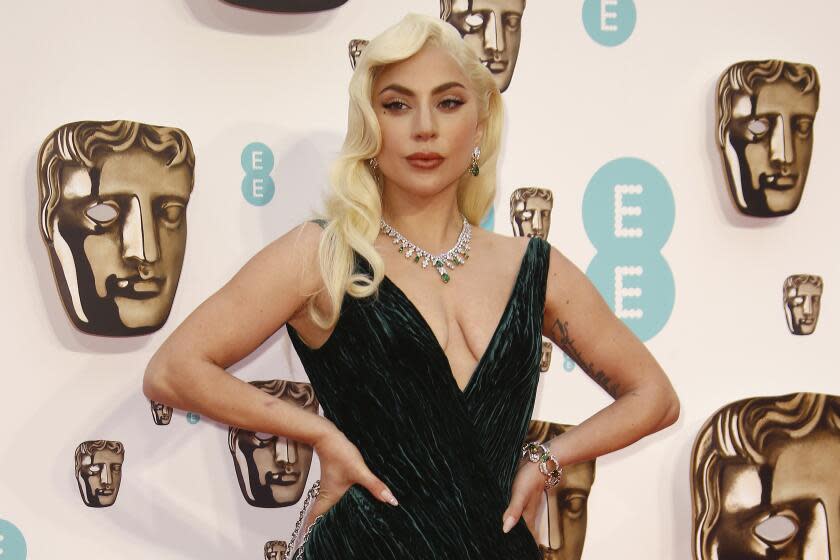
[380,488,399,506]
[502,515,516,533]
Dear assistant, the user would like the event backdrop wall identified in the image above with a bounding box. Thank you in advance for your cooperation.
[1,0,838,558]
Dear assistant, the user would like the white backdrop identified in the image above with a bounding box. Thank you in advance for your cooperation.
[2,1,839,558]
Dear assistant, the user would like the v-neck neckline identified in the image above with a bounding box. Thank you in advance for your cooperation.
[381,237,537,397]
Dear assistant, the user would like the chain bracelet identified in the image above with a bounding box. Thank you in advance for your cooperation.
[520,441,564,489]
[282,479,324,560]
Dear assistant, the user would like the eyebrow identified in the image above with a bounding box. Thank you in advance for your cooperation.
[378,81,467,96]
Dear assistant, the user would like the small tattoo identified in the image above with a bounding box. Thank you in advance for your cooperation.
[552,319,620,398]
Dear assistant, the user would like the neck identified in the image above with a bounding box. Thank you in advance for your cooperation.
[380,181,465,253]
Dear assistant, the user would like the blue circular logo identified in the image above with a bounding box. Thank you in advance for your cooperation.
[582,157,675,341]
[582,0,636,47]
[186,412,200,424]
[0,519,27,560]
[241,142,276,206]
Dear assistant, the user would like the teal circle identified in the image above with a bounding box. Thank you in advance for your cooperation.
[186,412,200,424]
[242,175,275,206]
[586,252,674,341]
[582,0,636,47]
[562,353,576,372]
[480,204,495,231]
[0,519,27,559]
[582,157,674,250]
[241,142,274,174]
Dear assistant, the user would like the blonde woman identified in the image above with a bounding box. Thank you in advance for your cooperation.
[143,13,679,559]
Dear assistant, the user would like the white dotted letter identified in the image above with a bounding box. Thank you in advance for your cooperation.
[252,177,264,198]
[601,0,618,32]
[251,151,264,171]
[614,184,643,238]
[614,265,643,319]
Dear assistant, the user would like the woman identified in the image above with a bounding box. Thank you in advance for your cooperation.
[143,13,679,559]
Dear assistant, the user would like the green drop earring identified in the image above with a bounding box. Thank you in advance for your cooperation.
[469,146,480,176]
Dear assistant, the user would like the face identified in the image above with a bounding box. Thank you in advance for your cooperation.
[540,340,552,372]
[511,189,553,238]
[373,44,484,202]
[709,432,840,559]
[723,81,818,216]
[784,279,822,335]
[230,386,317,507]
[48,146,192,335]
[76,447,123,507]
[444,0,525,92]
[264,541,287,560]
[541,461,595,560]
[150,400,173,425]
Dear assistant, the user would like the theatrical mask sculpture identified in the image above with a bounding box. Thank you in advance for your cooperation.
[512,187,555,371]
[716,60,820,217]
[37,120,195,336]
[440,0,526,93]
[229,380,319,507]
[150,399,173,425]
[75,440,124,507]
[526,421,596,560]
[264,540,288,559]
[783,274,822,335]
[348,39,369,70]
[221,0,348,12]
[691,392,840,559]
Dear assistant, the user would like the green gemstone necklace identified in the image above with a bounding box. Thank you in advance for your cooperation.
[379,214,472,284]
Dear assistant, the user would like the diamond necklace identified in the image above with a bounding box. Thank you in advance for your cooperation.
[379,214,472,284]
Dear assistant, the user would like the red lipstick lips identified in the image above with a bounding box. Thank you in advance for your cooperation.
[406,152,444,170]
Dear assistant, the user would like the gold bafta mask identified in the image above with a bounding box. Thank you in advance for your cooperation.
[716,60,820,217]
[691,392,840,559]
[540,340,552,373]
[264,540,288,559]
[510,187,553,239]
[348,38,369,70]
[221,0,348,12]
[150,399,173,425]
[229,380,319,507]
[74,440,124,507]
[526,421,596,560]
[783,275,822,336]
[440,0,526,93]
[37,120,195,336]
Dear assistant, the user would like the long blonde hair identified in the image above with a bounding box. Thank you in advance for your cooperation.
[309,13,503,329]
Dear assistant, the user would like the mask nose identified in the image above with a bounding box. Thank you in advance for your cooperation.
[769,115,795,168]
[122,195,160,264]
[483,11,505,56]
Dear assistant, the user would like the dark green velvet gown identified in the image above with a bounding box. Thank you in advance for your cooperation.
[286,223,551,559]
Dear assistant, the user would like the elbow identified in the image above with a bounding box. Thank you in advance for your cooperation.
[657,388,681,430]
[143,352,175,405]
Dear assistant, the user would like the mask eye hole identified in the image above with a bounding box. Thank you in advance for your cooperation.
[754,514,798,545]
[464,13,485,29]
[86,202,119,224]
[747,118,770,136]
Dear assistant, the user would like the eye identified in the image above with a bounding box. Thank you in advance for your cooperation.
[254,432,275,442]
[503,13,522,30]
[85,202,119,225]
[754,514,798,545]
[439,97,465,110]
[383,99,409,111]
[794,117,813,137]
[463,13,485,32]
[746,118,770,139]
[791,296,805,305]
[564,494,587,518]
[520,210,533,218]
[87,464,102,474]
[159,202,185,226]
[112,464,122,472]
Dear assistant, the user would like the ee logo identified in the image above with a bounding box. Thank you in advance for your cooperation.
[186,412,200,424]
[582,0,636,47]
[0,519,27,559]
[582,158,675,341]
[241,142,276,206]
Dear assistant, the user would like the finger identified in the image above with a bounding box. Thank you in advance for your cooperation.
[358,469,399,506]
[502,492,527,534]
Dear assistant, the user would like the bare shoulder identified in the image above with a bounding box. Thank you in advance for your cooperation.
[471,226,531,261]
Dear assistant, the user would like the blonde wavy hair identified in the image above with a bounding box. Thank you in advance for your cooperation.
[308,13,504,329]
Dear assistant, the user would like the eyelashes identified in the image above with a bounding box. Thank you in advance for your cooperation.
[380,97,467,112]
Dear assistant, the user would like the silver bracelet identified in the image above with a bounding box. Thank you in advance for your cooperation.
[521,441,564,489]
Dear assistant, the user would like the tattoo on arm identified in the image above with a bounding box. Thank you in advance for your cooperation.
[552,319,621,399]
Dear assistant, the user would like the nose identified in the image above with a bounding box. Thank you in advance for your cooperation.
[274,437,297,465]
[412,103,438,143]
[532,211,542,232]
[769,115,795,167]
[483,11,505,55]
[122,195,160,264]
[101,465,112,487]
[802,296,813,316]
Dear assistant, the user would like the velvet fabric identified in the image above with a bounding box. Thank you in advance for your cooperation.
[286,222,550,559]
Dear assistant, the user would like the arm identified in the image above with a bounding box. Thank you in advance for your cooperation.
[142,221,333,447]
[540,246,680,466]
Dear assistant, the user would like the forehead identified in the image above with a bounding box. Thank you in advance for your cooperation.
[452,0,524,12]
[793,282,821,295]
[374,45,468,92]
[91,449,123,463]
[731,81,818,119]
